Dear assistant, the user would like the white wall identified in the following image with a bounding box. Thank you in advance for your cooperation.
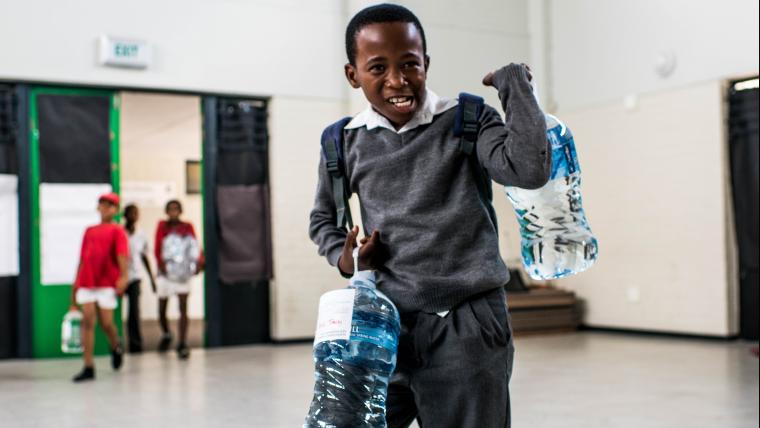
[268,97,347,339]
[547,0,759,111]
[0,175,19,277]
[557,81,737,336]
[0,0,346,100]
[537,0,758,335]
[119,91,205,320]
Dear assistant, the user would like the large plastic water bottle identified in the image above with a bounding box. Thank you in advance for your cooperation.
[162,233,200,283]
[61,309,83,354]
[505,112,599,280]
[305,248,401,427]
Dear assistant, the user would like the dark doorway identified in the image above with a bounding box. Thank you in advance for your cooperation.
[728,77,759,341]
[202,96,272,347]
[0,85,19,359]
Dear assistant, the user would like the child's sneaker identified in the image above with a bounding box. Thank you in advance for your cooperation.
[158,333,173,353]
[72,366,95,382]
[176,343,190,360]
[111,344,124,370]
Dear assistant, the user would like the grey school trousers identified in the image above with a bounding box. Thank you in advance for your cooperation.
[386,287,515,428]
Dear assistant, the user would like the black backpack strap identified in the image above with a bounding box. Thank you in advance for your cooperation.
[320,117,354,229]
[454,92,497,231]
[454,92,483,156]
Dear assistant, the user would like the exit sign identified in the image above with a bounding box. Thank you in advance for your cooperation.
[98,36,151,69]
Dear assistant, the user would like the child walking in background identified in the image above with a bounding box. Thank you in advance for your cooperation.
[154,199,204,359]
[123,204,156,354]
[70,192,129,382]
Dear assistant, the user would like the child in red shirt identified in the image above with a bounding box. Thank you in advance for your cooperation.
[154,199,204,359]
[70,192,129,382]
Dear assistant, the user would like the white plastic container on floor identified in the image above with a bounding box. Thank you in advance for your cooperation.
[61,310,83,354]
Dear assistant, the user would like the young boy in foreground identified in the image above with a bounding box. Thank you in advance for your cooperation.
[309,4,551,427]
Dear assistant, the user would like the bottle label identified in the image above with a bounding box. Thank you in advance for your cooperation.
[314,289,356,345]
[548,124,580,180]
[350,325,397,351]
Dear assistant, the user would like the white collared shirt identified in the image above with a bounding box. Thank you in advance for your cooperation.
[345,89,458,134]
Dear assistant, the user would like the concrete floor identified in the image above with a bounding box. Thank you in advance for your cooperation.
[133,319,205,351]
[0,332,757,428]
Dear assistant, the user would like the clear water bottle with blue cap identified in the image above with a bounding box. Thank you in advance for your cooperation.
[505,85,598,280]
[305,248,401,427]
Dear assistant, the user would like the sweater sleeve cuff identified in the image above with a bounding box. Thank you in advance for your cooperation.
[329,250,353,279]
[492,63,529,91]
[327,246,343,268]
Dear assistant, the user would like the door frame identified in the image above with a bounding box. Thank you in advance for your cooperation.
[27,86,121,358]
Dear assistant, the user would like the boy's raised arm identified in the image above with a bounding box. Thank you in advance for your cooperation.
[476,63,552,189]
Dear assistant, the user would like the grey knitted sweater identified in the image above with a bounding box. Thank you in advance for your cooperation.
[309,64,551,314]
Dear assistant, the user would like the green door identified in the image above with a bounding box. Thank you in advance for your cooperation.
[29,87,122,358]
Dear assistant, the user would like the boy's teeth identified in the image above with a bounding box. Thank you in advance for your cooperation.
[389,97,412,106]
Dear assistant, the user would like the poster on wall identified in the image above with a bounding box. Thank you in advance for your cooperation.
[0,174,19,277]
[40,183,112,285]
[121,181,176,208]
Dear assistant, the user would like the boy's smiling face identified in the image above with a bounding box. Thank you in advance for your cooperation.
[345,22,429,129]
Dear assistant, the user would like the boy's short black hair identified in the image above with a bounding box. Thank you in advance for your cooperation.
[345,3,427,66]
[165,199,182,213]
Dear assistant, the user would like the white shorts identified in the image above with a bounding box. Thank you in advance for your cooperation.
[75,287,118,310]
[157,276,191,298]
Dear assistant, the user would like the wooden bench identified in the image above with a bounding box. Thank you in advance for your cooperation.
[507,286,581,336]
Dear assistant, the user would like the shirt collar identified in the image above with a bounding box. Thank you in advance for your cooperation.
[345,89,458,134]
